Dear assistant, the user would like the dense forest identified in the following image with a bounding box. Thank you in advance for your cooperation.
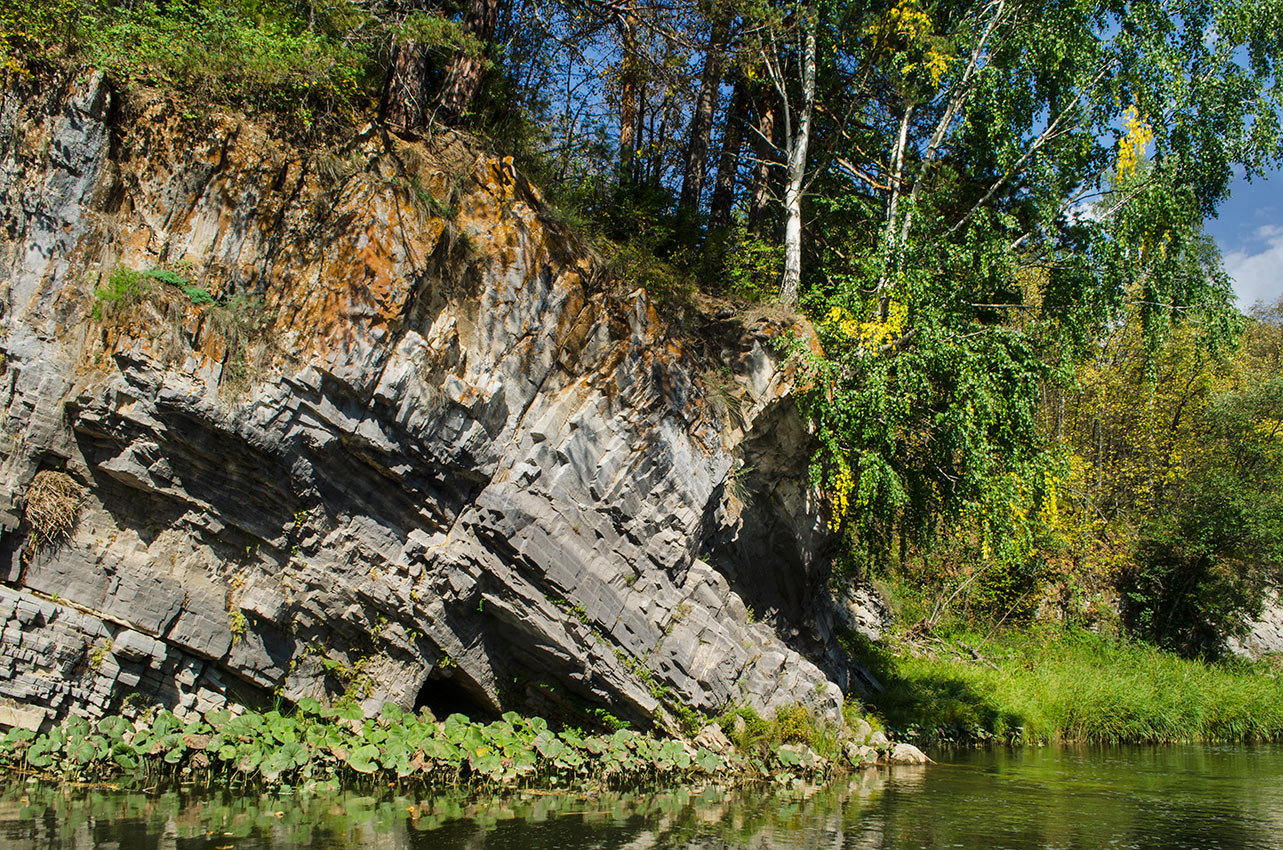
[5,0,1282,657]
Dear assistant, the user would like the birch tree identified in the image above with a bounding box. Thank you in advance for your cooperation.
[754,0,818,304]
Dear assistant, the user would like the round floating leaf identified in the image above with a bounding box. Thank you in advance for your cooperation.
[348,743,380,773]
[96,716,130,741]
[111,741,138,771]
[70,739,98,765]
[26,736,53,769]
[204,708,232,728]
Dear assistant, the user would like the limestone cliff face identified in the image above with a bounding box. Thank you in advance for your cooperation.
[0,71,862,731]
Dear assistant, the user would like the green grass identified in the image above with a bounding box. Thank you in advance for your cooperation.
[863,624,1283,746]
[4,0,418,120]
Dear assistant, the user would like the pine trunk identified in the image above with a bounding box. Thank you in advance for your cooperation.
[616,14,641,182]
[438,0,502,123]
[747,97,776,235]
[679,17,730,213]
[381,2,432,133]
[709,74,749,228]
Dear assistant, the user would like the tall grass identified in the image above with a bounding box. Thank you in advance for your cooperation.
[869,625,1283,746]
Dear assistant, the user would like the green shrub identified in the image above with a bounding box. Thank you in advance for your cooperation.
[91,266,151,320]
[719,224,783,302]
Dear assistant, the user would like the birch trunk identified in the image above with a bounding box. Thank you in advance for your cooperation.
[777,11,816,306]
[616,14,641,182]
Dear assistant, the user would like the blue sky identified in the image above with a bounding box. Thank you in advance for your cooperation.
[1205,169,1283,312]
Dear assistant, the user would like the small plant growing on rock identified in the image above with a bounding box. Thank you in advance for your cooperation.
[91,267,150,321]
[228,610,248,644]
[23,470,83,553]
[772,704,813,744]
[88,640,111,671]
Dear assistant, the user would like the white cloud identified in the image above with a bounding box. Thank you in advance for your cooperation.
[1223,224,1283,310]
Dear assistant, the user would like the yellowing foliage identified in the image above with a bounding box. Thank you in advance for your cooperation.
[828,461,854,531]
[864,0,951,86]
[823,301,907,352]
[865,1,933,43]
[1116,106,1154,179]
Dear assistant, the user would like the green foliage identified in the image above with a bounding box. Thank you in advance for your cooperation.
[866,624,1283,747]
[793,285,1063,575]
[711,223,783,303]
[716,703,844,761]
[6,1,361,114]
[0,703,832,787]
[93,266,215,319]
[1,0,478,121]
[787,0,1281,591]
[91,266,150,320]
[1121,373,1283,654]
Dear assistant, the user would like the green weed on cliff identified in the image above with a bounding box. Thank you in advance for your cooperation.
[92,265,270,394]
[92,266,212,320]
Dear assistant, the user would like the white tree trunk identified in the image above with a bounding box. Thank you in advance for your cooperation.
[777,10,816,306]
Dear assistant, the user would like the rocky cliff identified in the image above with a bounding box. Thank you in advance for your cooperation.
[0,71,867,732]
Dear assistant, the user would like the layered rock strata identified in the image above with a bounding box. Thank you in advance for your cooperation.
[0,71,864,731]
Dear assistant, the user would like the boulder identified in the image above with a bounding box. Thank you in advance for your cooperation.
[889,743,932,764]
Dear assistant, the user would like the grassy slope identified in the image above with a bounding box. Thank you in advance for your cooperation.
[861,624,1283,746]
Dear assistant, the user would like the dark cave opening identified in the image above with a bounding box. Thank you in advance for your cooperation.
[413,670,496,722]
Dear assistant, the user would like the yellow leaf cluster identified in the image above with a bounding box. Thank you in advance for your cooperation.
[1116,106,1154,180]
[903,49,950,86]
[823,300,907,352]
[865,0,933,42]
[864,0,951,86]
[1038,476,1060,531]
[828,462,854,532]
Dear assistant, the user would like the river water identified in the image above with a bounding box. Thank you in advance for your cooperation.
[3,745,1282,849]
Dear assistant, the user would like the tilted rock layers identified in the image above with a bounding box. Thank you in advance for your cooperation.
[0,71,863,732]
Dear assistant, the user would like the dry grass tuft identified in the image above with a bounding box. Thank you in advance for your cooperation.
[24,470,83,550]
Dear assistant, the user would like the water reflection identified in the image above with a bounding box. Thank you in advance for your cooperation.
[3,746,1283,849]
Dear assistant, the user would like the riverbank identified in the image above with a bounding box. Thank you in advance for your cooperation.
[7,741,1283,849]
[0,699,921,789]
[864,624,1283,746]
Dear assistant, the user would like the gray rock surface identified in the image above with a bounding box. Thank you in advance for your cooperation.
[0,71,864,731]
[1227,589,1283,660]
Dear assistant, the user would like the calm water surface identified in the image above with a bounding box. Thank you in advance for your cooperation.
[3,745,1282,849]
